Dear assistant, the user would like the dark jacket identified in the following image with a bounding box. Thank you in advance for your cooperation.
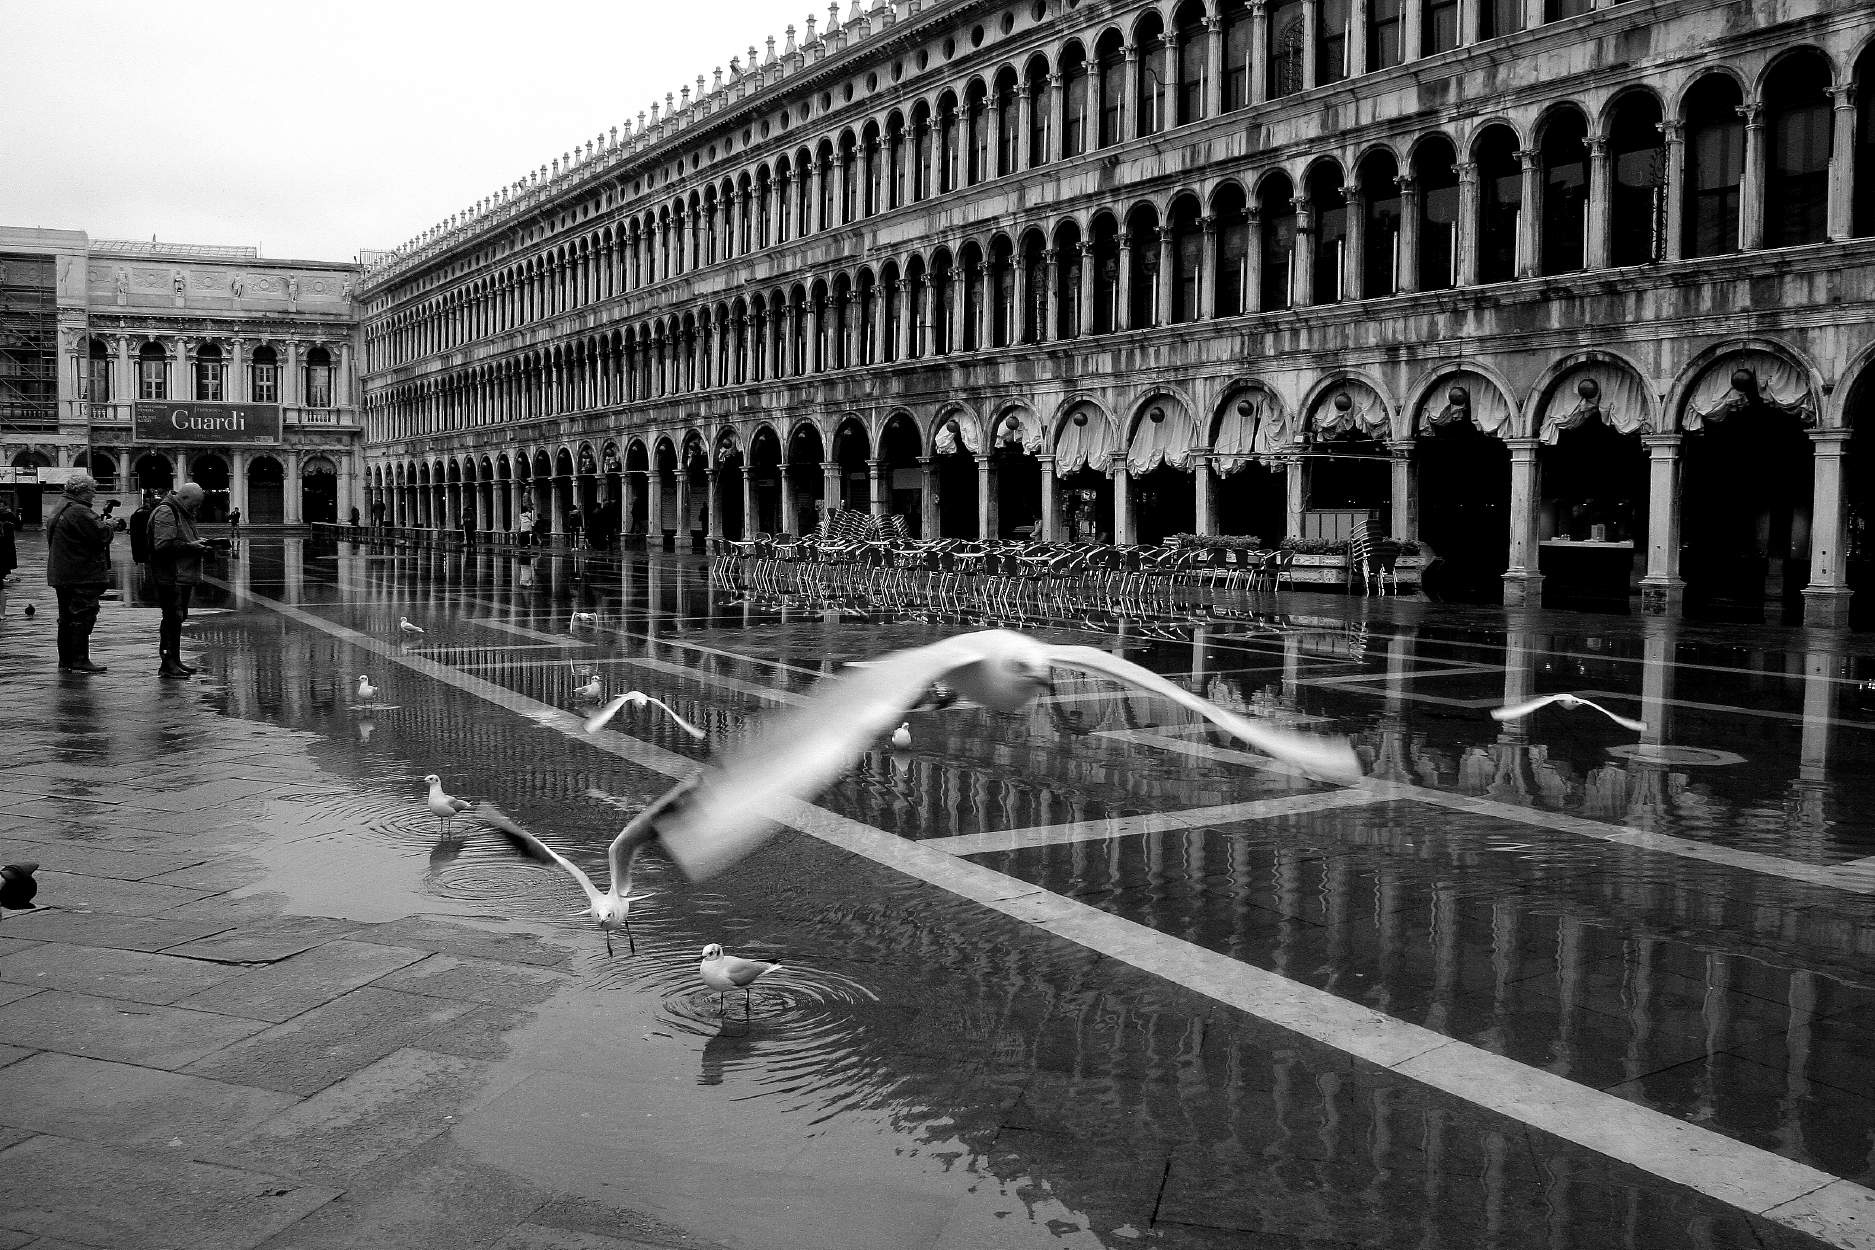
[44,497,115,587]
[0,503,17,577]
[129,504,153,564]
[148,494,207,586]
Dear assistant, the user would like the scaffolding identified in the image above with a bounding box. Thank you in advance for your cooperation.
[0,253,59,437]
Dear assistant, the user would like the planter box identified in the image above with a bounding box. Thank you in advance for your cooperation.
[1291,554,1348,567]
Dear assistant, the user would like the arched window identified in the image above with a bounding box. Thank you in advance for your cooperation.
[775,160,793,242]
[938,94,961,192]
[856,271,877,365]
[932,252,954,354]
[886,115,906,208]
[966,81,990,184]
[1608,93,1666,266]
[1426,0,1460,54]
[1540,108,1590,274]
[1683,75,1745,257]
[1062,45,1089,158]
[1091,214,1121,332]
[1222,2,1254,111]
[194,342,224,401]
[1481,0,1522,38]
[1174,3,1207,125]
[911,103,934,200]
[1415,138,1459,289]
[1309,163,1348,303]
[1054,223,1084,338]
[1359,151,1402,297]
[137,341,167,401]
[863,124,883,216]
[1268,0,1304,101]
[1763,51,1833,249]
[1168,197,1203,322]
[1026,61,1049,166]
[1097,33,1126,148]
[85,338,110,404]
[1318,0,1350,87]
[1128,207,1163,327]
[1137,13,1168,137]
[1213,184,1252,315]
[995,70,1019,176]
[304,346,334,408]
[1474,126,1522,283]
[990,237,1016,346]
[1259,175,1297,309]
[880,265,900,362]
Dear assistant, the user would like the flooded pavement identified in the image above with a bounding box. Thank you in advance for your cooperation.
[2,535,1874,1250]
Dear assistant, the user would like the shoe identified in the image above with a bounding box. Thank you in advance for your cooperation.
[158,661,190,679]
[177,660,198,674]
[67,659,108,674]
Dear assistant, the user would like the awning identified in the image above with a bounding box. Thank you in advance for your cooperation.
[1125,407,1200,474]
[1682,351,1816,431]
[1420,370,1512,438]
[1213,392,1289,475]
[932,414,983,456]
[1311,380,1389,440]
[1538,363,1652,444]
[1054,409,1117,473]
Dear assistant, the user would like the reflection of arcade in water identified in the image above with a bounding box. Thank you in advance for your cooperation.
[126,447,340,523]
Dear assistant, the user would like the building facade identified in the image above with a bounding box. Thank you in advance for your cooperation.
[357,0,1875,624]
[0,227,363,526]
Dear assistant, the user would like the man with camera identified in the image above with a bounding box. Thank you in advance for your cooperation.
[44,473,122,674]
[148,482,224,679]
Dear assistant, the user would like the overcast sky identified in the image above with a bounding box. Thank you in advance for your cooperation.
[0,0,805,263]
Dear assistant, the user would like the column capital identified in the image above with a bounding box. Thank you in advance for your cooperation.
[1587,135,1609,157]
[1655,118,1684,144]
[1640,432,1682,450]
[1454,160,1478,183]
[1735,102,1764,127]
[1828,84,1856,110]
[1387,438,1416,458]
[1808,427,1853,450]
[1514,148,1538,170]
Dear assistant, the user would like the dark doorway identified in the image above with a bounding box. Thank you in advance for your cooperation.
[1540,420,1647,607]
[191,454,230,522]
[1307,438,1391,529]
[1133,465,1194,545]
[248,456,286,525]
[1061,469,1113,543]
[1418,422,1509,602]
[303,463,338,524]
[996,452,1042,537]
[1681,407,1814,620]
[1215,463,1286,544]
[938,453,978,537]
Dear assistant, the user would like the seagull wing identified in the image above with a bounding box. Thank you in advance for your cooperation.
[641,695,707,740]
[606,774,701,897]
[475,802,602,906]
[1489,694,1566,722]
[660,633,997,880]
[1572,698,1648,733]
[1042,646,1363,783]
[447,796,472,815]
[582,695,630,734]
[721,955,779,986]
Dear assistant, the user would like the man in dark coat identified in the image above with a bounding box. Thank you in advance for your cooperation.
[148,482,214,679]
[0,498,18,583]
[44,474,117,673]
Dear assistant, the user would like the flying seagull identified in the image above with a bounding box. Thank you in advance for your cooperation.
[1490,693,1646,733]
[658,629,1363,880]
[583,690,707,739]
[424,774,472,835]
[399,617,425,636]
[698,942,780,1015]
[475,777,698,955]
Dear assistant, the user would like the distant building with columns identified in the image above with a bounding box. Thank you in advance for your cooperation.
[0,226,363,526]
[340,0,1871,626]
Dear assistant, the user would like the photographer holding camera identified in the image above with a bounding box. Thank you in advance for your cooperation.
[43,473,121,674]
[148,482,225,680]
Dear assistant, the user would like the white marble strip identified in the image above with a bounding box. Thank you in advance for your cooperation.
[1105,729,1875,897]
[922,789,1391,856]
[212,579,1875,1248]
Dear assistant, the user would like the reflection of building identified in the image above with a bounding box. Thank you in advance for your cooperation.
[329,2,1872,624]
[0,226,362,525]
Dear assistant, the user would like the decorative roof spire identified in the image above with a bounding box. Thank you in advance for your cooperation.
[825,1,838,33]
[804,14,816,43]
[767,34,778,62]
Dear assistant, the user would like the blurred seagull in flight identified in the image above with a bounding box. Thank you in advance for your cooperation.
[424,774,472,835]
[398,617,425,636]
[356,674,379,702]
[1491,693,1646,733]
[583,690,707,739]
[658,629,1364,881]
[698,943,781,1015]
[476,777,699,955]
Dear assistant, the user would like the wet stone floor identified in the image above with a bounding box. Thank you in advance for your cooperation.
[1,535,1873,1250]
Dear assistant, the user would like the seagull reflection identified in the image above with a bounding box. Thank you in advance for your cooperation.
[698,1018,756,1086]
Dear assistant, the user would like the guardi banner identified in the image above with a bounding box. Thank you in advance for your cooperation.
[133,402,282,446]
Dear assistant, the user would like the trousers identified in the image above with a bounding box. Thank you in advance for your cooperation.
[55,585,105,667]
[155,581,193,658]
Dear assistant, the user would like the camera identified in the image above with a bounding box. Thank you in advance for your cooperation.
[102,499,119,514]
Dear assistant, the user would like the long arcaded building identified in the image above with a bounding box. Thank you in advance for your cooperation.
[355,0,1875,624]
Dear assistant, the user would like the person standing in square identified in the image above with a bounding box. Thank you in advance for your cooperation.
[148,483,214,679]
[44,474,118,674]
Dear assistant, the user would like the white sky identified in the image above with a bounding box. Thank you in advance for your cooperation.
[0,0,805,263]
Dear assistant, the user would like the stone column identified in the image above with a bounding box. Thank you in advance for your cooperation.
[648,467,665,536]
[285,341,302,407]
[1802,428,1854,628]
[1011,257,1029,344]
[172,335,191,401]
[1387,439,1417,540]
[1396,176,1420,293]
[1122,46,1139,140]
[976,454,997,539]
[1154,230,1171,324]
[1244,208,1264,311]
[228,449,249,521]
[916,275,934,357]
[1348,0,1369,77]
[1344,185,1366,301]
[113,335,132,408]
[1517,149,1541,278]
[810,160,826,232]
[675,468,692,539]
[1194,454,1216,536]
[1199,217,1219,318]
[1076,241,1096,334]
[1284,456,1304,538]
[1827,87,1857,242]
[1454,162,1480,286]
[284,449,303,524]
[1501,438,1543,607]
[1039,455,1060,540]
[821,460,843,511]
[1584,137,1612,269]
[1250,0,1269,105]
[1736,103,1765,252]
[1202,15,1224,119]
[1047,73,1065,163]
[705,467,723,539]
[1658,120,1685,260]
[918,456,940,538]
[1113,457,1135,545]
[1300,1,1317,90]
[868,458,887,518]
[809,298,825,371]
[1116,233,1134,328]
[1038,250,1057,343]
[1640,433,1683,613]
[741,467,756,538]
[839,292,856,367]
[228,338,247,403]
[1402,0,1422,63]
[1014,85,1032,173]
[1291,197,1316,306]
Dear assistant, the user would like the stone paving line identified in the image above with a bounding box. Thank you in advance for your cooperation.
[207,570,1875,1250]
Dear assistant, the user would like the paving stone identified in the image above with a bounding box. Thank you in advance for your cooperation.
[0,1132,338,1250]
[0,938,40,960]
[493,1225,670,1250]
[161,918,367,966]
[0,990,268,1070]
[372,953,571,1008]
[413,1003,534,1063]
[0,1043,32,1067]
[183,986,476,1096]
[0,838,207,882]
[356,917,573,969]
[175,940,430,1022]
[0,1053,301,1151]
[0,984,40,1008]
[0,1125,34,1153]
[29,872,210,918]
[0,910,232,953]
[0,943,242,1005]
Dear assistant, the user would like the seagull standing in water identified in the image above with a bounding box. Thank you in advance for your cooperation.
[398,617,425,637]
[658,629,1363,881]
[356,674,379,702]
[476,778,698,955]
[1491,693,1646,733]
[698,943,781,1015]
[572,611,597,625]
[573,674,603,703]
[583,690,707,739]
[890,722,912,749]
[424,775,472,835]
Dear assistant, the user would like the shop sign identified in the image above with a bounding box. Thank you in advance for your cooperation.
[133,402,282,446]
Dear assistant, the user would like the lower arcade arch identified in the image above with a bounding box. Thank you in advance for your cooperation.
[1417,376,1511,603]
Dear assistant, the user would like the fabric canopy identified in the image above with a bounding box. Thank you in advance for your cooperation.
[1054,409,1118,473]
[1420,370,1512,438]
[1311,381,1390,440]
[1125,407,1201,474]
[1212,391,1290,475]
[990,408,1046,455]
[1682,351,1816,431]
[1538,363,1652,444]
[932,414,984,455]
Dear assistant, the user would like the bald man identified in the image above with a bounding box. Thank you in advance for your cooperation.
[148,482,213,679]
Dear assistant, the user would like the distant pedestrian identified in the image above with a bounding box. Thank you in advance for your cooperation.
[349,505,361,534]
[532,505,551,548]
[518,501,535,547]
[44,473,118,674]
[567,505,584,549]
[460,506,476,546]
[0,498,17,584]
[148,482,215,679]
[227,507,241,537]
[371,498,386,531]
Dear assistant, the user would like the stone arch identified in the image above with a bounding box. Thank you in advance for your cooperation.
[1667,338,1823,433]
